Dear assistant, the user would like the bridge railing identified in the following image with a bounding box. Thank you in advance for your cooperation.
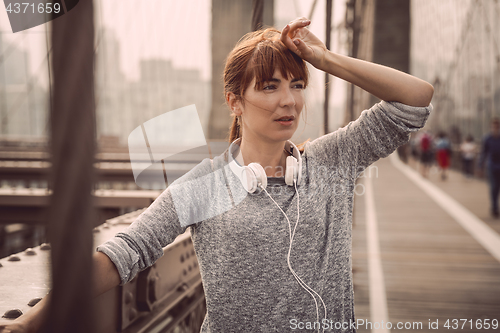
[0,209,206,333]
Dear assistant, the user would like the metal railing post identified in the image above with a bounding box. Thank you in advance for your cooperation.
[43,1,96,332]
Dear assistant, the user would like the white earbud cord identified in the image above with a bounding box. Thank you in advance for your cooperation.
[291,180,327,331]
[260,181,327,333]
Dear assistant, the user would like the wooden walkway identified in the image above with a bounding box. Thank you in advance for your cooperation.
[352,156,500,333]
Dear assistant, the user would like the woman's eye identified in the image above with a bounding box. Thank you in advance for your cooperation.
[293,83,305,89]
[263,84,277,90]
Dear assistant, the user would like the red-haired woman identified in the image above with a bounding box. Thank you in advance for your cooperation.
[0,18,433,333]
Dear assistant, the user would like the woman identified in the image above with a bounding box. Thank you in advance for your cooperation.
[0,18,433,333]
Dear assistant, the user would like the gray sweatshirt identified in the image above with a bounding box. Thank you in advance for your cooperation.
[97,100,432,332]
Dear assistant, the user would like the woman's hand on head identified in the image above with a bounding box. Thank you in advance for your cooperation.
[280,17,328,69]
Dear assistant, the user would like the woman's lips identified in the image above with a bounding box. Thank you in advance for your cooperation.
[275,119,294,126]
[275,115,295,126]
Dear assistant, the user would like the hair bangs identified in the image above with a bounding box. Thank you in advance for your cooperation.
[243,31,309,92]
[224,28,311,143]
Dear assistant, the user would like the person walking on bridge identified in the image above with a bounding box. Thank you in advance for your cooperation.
[418,130,434,177]
[479,118,500,218]
[0,17,434,333]
[435,131,451,180]
[460,135,477,179]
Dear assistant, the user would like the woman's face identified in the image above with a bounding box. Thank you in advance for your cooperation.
[237,69,305,144]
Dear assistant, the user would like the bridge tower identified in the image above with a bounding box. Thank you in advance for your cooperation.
[208,0,274,140]
[345,0,410,124]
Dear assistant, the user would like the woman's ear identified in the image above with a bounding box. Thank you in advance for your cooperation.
[226,92,243,116]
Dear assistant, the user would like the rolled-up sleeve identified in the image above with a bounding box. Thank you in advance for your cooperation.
[95,157,228,285]
[306,101,432,180]
[96,187,185,285]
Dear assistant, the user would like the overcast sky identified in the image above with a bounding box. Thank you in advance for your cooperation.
[0,0,348,117]
[95,0,347,83]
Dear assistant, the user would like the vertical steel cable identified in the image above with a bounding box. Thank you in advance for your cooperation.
[482,1,497,121]
[44,17,53,139]
[0,34,7,135]
[252,0,264,31]
[324,0,333,135]
[22,33,35,137]
[479,0,487,134]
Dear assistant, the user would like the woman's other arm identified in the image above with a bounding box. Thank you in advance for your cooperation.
[0,252,120,333]
[281,18,434,107]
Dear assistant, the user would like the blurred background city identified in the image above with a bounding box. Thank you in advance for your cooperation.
[0,0,499,332]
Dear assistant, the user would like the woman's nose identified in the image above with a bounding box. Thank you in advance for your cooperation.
[279,87,296,108]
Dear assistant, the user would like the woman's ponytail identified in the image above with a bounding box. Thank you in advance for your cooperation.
[228,115,241,142]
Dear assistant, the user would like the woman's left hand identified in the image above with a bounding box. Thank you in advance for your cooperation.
[280,17,328,69]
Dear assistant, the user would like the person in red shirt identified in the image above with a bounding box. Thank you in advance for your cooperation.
[419,131,433,177]
[434,132,451,180]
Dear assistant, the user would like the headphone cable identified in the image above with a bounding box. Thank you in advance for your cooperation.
[260,181,327,332]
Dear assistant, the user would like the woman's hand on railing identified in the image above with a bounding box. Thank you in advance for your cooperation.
[0,319,33,333]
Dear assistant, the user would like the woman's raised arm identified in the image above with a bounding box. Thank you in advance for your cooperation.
[280,17,434,107]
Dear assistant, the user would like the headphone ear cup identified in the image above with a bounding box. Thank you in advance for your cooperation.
[296,157,302,186]
[285,156,298,186]
[248,163,267,191]
[240,166,258,193]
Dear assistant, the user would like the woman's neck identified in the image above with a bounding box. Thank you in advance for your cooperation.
[239,137,288,177]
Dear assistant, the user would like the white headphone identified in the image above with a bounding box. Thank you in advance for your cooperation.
[227,138,327,332]
[228,138,302,193]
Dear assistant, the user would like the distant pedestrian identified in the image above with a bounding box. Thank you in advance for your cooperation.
[419,131,433,177]
[435,132,451,180]
[460,135,477,179]
[410,135,419,160]
[479,118,500,218]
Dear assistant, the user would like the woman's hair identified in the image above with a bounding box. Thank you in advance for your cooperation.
[224,28,309,144]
